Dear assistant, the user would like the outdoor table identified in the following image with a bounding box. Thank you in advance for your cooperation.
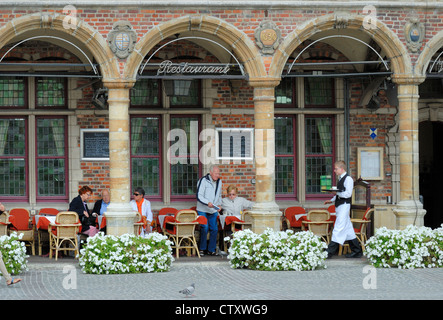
[34,215,56,230]
[159,213,176,232]
[218,215,243,229]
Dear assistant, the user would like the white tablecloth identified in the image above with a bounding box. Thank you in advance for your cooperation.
[34,215,56,227]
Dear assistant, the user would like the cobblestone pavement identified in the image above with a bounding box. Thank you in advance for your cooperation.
[1,255,442,302]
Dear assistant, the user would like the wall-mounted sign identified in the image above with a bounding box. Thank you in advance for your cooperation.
[157,60,230,76]
[81,129,109,161]
[357,147,384,180]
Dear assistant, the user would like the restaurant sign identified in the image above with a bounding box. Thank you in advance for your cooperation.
[157,60,230,76]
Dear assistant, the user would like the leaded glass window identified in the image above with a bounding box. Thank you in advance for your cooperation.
[36,78,66,108]
[131,79,160,106]
[130,117,161,196]
[305,117,334,194]
[0,77,26,108]
[0,118,27,197]
[275,116,295,196]
[304,78,334,107]
[170,116,200,197]
[36,118,67,198]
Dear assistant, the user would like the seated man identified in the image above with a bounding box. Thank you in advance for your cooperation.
[92,189,111,232]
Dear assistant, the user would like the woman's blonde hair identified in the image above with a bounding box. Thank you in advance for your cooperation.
[226,185,238,194]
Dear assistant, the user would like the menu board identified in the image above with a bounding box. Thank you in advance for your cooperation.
[357,147,383,180]
[81,129,109,160]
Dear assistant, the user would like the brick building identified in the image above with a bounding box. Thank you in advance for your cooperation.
[0,1,441,234]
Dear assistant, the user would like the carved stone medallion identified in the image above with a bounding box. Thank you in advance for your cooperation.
[255,21,281,54]
[405,18,424,53]
[108,21,137,59]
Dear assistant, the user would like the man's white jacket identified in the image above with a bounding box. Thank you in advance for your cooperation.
[196,173,222,214]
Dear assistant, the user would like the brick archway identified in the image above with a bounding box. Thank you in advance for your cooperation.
[0,12,120,80]
[124,15,266,81]
[270,14,412,79]
[416,30,443,78]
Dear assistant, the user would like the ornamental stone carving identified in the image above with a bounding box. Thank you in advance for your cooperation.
[404,18,424,53]
[107,21,137,59]
[254,21,281,55]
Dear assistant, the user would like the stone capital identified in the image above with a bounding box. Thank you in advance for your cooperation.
[391,74,425,86]
[102,79,136,90]
[248,77,281,89]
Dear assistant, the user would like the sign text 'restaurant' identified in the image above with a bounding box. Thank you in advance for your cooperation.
[157,60,230,75]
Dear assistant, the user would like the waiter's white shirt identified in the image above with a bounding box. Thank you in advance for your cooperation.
[330,172,356,244]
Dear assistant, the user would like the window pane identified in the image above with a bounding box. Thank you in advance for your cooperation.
[275,77,293,105]
[0,118,26,197]
[305,117,332,155]
[0,119,26,156]
[306,157,333,194]
[36,118,66,197]
[0,159,26,196]
[36,78,65,107]
[170,80,199,106]
[275,157,294,194]
[171,163,199,196]
[131,158,160,196]
[130,117,160,196]
[0,77,25,107]
[131,117,160,156]
[170,117,200,196]
[37,118,65,156]
[275,117,293,155]
[304,78,333,106]
[131,79,160,106]
[37,159,65,196]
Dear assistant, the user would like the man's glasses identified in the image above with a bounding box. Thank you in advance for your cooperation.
[133,193,140,196]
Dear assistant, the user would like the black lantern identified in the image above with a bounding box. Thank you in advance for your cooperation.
[92,88,108,109]
[366,94,380,112]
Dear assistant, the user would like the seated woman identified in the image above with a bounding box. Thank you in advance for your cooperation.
[69,186,98,237]
[130,187,153,236]
[221,185,254,219]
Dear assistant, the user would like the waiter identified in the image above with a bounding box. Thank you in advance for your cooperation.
[324,161,362,258]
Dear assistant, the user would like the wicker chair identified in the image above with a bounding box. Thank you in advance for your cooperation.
[282,206,306,231]
[48,211,81,261]
[164,209,200,259]
[0,211,11,236]
[231,210,253,233]
[302,210,334,243]
[351,207,374,251]
[37,208,59,256]
[9,208,35,255]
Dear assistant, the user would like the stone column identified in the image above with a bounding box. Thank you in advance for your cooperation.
[248,78,281,233]
[102,80,138,236]
[391,76,426,229]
